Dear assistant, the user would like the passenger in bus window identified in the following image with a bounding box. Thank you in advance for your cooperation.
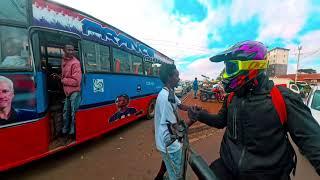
[1,38,27,67]
[0,76,20,125]
[61,44,82,143]
[109,94,138,123]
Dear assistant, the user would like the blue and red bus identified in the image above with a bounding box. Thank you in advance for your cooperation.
[0,0,173,171]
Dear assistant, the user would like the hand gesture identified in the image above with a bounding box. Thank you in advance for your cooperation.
[187,105,203,122]
[50,73,61,80]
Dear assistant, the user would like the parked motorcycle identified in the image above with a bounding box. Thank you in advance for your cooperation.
[199,88,225,103]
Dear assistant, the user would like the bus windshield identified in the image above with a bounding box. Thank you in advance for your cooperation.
[0,0,27,23]
[0,26,31,70]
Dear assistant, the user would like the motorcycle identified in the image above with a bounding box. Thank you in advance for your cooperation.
[199,88,225,103]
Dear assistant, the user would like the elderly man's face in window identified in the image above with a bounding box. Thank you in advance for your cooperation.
[4,39,23,57]
[0,82,14,109]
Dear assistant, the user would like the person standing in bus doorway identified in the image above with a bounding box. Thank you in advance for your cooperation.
[0,76,19,125]
[154,63,194,180]
[193,77,198,99]
[61,44,82,144]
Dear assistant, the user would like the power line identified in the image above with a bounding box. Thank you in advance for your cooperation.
[290,48,320,57]
[141,38,207,49]
[146,41,211,52]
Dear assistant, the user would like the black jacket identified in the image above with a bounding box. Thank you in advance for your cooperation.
[198,78,320,177]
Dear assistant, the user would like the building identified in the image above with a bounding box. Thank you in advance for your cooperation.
[266,47,290,77]
[277,74,320,85]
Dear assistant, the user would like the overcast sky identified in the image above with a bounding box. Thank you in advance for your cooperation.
[54,0,320,80]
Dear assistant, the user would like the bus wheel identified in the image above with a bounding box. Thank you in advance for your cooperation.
[147,99,156,119]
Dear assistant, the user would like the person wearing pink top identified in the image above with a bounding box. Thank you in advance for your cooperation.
[61,44,82,144]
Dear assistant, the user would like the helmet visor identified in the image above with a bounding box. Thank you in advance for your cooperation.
[223,60,268,79]
[225,61,240,77]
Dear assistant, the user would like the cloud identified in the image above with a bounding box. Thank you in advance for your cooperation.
[287,63,297,74]
[285,30,320,73]
[230,0,310,42]
[179,58,224,80]
[54,0,216,61]
[53,0,319,77]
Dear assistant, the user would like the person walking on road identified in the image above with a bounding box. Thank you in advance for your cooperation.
[188,40,320,180]
[193,77,198,99]
[154,63,193,180]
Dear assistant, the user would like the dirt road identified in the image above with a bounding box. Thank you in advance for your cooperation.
[1,93,318,179]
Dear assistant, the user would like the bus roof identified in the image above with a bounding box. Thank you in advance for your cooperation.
[32,0,174,64]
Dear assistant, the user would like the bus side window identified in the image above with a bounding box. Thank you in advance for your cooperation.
[131,55,143,75]
[83,40,97,72]
[134,64,139,74]
[113,47,143,75]
[99,45,111,72]
[144,61,152,76]
[152,63,161,76]
[115,59,121,72]
[83,40,111,73]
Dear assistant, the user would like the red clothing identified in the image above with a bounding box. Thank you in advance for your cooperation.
[61,56,82,96]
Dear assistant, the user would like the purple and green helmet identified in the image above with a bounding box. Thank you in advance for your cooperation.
[210,40,268,92]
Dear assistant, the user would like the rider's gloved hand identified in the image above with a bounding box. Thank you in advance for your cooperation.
[188,106,205,122]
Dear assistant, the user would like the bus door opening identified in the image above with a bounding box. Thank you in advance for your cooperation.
[36,31,80,148]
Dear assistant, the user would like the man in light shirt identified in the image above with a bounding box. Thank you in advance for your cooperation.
[154,63,194,179]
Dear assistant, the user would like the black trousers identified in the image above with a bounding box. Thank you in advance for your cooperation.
[209,158,291,180]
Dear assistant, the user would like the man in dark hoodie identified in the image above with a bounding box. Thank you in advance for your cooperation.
[188,40,320,180]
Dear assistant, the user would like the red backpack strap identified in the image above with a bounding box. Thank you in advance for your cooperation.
[227,92,235,108]
[270,86,287,125]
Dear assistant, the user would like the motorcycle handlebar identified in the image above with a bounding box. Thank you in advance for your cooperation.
[188,148,220,180]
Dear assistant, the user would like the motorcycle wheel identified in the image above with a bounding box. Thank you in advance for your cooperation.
[200,93,208,102]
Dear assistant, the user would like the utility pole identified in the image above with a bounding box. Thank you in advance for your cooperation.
[295,46,302,83]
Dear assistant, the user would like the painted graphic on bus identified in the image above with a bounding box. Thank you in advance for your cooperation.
[32,0,173,65]
[0,75,36,126]
[109,94,143,123]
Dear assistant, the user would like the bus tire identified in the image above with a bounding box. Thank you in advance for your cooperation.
[147,99,156,120]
